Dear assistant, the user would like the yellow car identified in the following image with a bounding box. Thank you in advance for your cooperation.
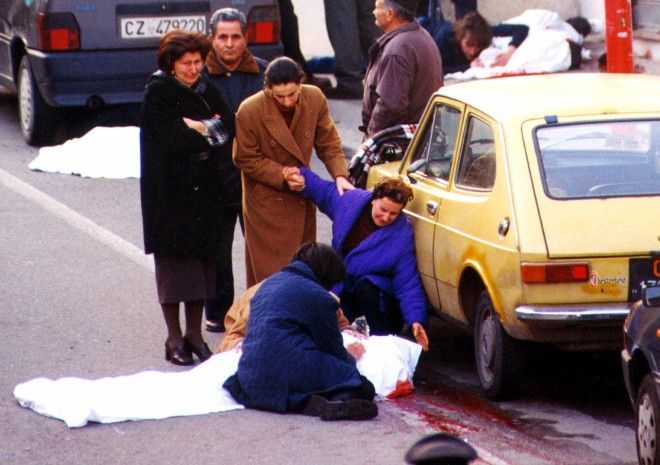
[366,73,660,398]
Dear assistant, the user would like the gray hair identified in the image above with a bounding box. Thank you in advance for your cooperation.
[209,8,248,35]
[383,0,415,21]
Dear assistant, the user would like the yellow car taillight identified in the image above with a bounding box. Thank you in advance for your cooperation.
[521,262,590,284]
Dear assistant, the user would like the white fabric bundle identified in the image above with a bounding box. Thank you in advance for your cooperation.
[29,126,140,179]
[14,335,422,427]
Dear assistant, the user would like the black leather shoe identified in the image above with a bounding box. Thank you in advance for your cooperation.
[319,399,378,421]
[303,394,378,421]
[205,319,224,333]
[165,341,194,366]
[183,336,213,362]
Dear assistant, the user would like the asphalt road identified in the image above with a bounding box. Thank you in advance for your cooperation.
[0,84,639,465]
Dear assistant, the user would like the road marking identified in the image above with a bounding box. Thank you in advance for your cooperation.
[0,167,153,272]
[474,446,514,465]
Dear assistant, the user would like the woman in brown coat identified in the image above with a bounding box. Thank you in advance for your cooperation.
[233,57,352,287]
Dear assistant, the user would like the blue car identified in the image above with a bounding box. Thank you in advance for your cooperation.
[622,284,660,465]
[0,0,282,145]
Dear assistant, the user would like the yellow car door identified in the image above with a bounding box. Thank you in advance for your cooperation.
[398,99,465,311]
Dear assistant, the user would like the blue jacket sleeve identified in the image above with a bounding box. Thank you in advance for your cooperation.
[492,23,529,47]
[392,226,428,326]
[300,167,341,221]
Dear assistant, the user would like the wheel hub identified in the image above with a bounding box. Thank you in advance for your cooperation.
[638,392,657,463]
[18,67,34,134]
[479,313,497,381]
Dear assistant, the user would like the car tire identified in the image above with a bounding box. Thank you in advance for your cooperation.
[17,55,58,146]
[474,290,524,399]
[636,373,660,465]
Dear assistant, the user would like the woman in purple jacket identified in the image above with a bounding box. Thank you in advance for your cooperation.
[284,167,429,351]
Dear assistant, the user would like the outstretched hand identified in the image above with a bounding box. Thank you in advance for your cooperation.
[335,176,354,195]
[282,166,304,191]
[412,322,429,352]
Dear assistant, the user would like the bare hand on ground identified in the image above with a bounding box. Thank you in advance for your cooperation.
[412,323,429,351]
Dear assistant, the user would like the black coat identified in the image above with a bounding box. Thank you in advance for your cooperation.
[139,71,235,257]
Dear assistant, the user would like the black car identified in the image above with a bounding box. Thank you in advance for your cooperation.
[0,0,282,145]
[622,284,660,465]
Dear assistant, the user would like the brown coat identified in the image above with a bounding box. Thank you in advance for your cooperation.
[233,85,349,287]
[216,282,351,353]
[362,21,443,137]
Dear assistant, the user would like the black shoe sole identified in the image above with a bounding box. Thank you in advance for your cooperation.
[205,320,224,333]
[320,399,378,421]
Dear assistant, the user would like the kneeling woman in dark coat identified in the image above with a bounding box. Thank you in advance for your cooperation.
[224,243,378,421]
[140,30,234,366]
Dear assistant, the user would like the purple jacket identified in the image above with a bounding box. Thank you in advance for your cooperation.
[362,21,443,137]
[300,168,428,326]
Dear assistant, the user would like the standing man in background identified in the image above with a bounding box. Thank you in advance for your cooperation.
[362,0,442,137]
[324,0,381,99]
[202,8,268,332]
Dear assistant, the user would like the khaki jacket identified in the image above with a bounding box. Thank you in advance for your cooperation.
[233,85,348,286]
[216,283,350,352]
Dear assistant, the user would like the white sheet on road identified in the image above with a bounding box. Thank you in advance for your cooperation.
[28,126,140,179]
[14,334,422,428]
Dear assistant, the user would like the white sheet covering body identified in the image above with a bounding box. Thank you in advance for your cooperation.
[29,126,140,179]
[14,335,422,427]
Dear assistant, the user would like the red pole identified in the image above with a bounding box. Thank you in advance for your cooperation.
[604,0,634,73]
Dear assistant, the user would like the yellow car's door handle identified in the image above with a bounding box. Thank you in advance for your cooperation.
[426,200,438,215]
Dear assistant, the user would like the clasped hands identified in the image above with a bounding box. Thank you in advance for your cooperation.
[282,166,354,195]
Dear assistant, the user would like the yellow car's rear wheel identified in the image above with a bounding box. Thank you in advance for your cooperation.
[474,290,524,399]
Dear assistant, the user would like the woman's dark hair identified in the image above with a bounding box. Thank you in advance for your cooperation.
[292,242,346,290]
[157,30,211,73]
[566,16,592,38]
[264,56,305,88]
[454,11,493,53]
[372,177,413,205]
[567,40,583,70]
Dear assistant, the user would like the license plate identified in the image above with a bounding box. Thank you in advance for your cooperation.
[629,257,660,301]
[119,15,206,39]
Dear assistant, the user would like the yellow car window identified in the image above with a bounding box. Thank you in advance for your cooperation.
[536,119,660,198]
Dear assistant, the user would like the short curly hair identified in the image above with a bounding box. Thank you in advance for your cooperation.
[157,30,210,73]
[454,11,493,54]
[372,177,413,205]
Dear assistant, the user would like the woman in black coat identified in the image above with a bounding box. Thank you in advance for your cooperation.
[140,30,234,366]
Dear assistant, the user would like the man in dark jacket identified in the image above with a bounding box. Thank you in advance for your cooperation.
[362,0,442,138]
[202,8,268,332]
[223,243,378,421]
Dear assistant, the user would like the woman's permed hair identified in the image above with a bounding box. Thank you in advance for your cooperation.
[372,177,413,205]
[157,30,211,73]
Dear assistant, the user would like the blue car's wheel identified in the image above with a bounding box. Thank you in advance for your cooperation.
[637,374,660,465]
[17,55,58,146]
